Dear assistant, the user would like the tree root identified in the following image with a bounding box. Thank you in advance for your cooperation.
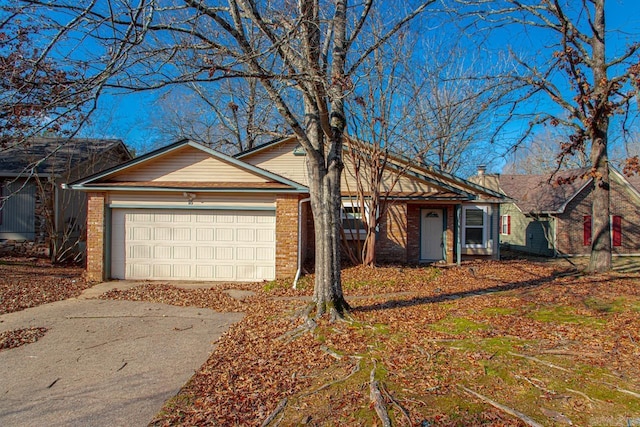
[370,360,391,427]
[565,388,603,403]
[320,345,343,360]
[299,357,362,397]
[380,382,412,426]
[260,397,287,427]
[459,385,543,427]
[508,351,570,372]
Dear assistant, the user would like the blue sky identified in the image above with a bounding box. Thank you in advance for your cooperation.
[74,0,640,173]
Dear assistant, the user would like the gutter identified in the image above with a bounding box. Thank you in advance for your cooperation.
[293,197,311,289]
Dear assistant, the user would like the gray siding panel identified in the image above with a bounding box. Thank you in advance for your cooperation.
[0,180,36,240]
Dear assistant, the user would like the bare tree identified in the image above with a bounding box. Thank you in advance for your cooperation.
[409,39,512,176]
[149,80,284,153]
[458,0,640,272]
[503,129,589,174]
[343,31,423,267]
[14,0,434,320]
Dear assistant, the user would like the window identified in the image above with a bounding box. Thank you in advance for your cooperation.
[583,215,592,246]
[612,215,622,247]
[341,201,366,240]
[463,205,488,248]
[500,214,511,235]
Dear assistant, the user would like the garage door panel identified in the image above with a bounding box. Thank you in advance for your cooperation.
[237,247,255,260]
[112,209,276,281]
[256,247,274,261]
[196,228,214,241]
[215,265,234,279]
[256,229,274,242]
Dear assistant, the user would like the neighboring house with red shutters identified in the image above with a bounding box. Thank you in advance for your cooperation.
[470,167,640,257]
[67,137,506,283]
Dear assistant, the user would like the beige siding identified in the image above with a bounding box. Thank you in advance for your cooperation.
[112,146,267,183]
[107,192,276,208]
[242,138,309,185]
[342,168,437,194]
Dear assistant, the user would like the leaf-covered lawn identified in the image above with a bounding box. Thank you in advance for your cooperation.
[101,260,640,426]
[0,258,88,315]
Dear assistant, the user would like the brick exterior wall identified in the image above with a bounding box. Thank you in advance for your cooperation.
[556,178,640,255]
[85,192,106,282]
[275,194,301,278]
[377,202,407,263]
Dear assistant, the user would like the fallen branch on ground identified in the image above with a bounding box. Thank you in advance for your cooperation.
[459,385,543,427]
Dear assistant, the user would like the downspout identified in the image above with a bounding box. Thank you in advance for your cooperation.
[553,216,558,257]
[456,205,462,265]
[293,197,311,289]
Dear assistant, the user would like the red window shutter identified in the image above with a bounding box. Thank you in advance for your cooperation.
[613,216,622,247]
[507,215,511,235]
[583,216,592,246]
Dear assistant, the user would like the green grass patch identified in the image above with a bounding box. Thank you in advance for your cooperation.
[528,305,606,327]
[583,296,626,313]
[429,317,489,335]
[481,306,519,316]
[445,336,534,355]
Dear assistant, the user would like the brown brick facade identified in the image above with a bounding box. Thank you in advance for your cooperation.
[556,178,640,255]
[377,202,408,263]
[85,192,106,282]
[275,194,302,278]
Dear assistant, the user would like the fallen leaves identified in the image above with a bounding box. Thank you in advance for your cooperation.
[0,327,47,351]
[0,258,87,314]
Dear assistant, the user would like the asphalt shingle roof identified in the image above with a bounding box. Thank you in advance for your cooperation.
[498,169,592,214]
[0,137,127,176]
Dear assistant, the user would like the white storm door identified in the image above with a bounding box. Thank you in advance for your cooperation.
[420,209,444,261]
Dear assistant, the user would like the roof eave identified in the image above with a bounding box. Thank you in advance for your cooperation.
[66,184,308,193]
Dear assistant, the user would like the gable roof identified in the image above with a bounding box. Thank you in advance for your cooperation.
[0,137,130,177]
[67,139,308,193]
[237,135,506,201]
[498,170,591,214]
[497,167,640,214]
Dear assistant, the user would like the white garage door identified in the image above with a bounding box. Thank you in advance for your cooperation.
[111,209,276,281]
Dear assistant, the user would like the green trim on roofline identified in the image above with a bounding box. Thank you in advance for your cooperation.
[68,184,308,193]
[108,204,276,211]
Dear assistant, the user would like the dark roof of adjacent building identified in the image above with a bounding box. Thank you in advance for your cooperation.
[498,170,590,213]
[0,137,130,176]
[497,168,640,214]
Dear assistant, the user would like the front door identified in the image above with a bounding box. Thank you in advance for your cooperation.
[420,209,444,261]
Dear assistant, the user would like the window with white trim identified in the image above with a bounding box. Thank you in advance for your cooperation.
[500,214,511,235]
[341,201,367,240]
[463,205,489,248]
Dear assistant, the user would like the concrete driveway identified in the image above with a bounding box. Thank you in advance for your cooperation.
[0,284,244,427]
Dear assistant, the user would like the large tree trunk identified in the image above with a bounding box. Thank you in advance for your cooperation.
[304,97,350,320]
[588,128,611,273]
[307,138,350,319]
[588,0,612,273]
